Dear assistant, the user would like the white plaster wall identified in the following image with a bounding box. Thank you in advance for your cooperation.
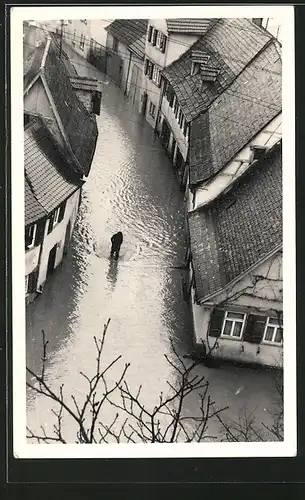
[37,189,80,288]
[89,19,111,47]
[161,98,189,160]
[165,33,199,66]
[207,335,283,368]
[210,252,283,311]
[25,244,41,276]
[194,113,282,210]
[24,79,52,116]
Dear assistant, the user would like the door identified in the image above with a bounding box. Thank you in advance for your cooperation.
[141,92,148,116]
[161,119,170,149]
[47,245,57,278]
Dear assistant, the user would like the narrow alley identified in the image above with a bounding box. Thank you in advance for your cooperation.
[26,59,279,442]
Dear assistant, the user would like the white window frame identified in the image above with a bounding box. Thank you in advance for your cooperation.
[262,317,283,345]
[152,65,161,86]
[53,206,61,226]
[156,31,162,50]
[149,101,156,117]
[25,223,37,250]
[221,311,247,339]
[25,275,29,294]
[80,34,85,50]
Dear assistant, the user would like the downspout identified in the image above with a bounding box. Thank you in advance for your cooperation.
[124,50,132,96]
[154,76,165,134]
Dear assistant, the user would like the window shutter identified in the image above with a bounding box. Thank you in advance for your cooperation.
[183,121,188,136]
[144,58,149,75]
[148,25,153,42]
[149,62,154,79]
[92,91,102,116]
[161,35,167,53]
[35,220,45,246]
[243,314,266,344]
[28,268,39,293]
[152,29,157,46]
[209,309,225,337]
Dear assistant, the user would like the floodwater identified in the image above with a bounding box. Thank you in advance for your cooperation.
[26,55,281,444]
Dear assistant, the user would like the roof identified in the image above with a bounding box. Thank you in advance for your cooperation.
[189,40,282,185]
[188,142,282,301]
[105,19,148,59]
[162,18,272,122]
[24,118,80,226]
[166,18,216,35]
[24,35,98,177]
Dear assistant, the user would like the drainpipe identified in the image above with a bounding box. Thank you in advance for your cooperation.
[124,50,132,96]
[154,76,165,135]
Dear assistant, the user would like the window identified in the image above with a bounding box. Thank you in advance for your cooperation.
[47,203,65,234]
[25,275,29,294]
[250,145,267,163]
[159,33,167,53]
[144,58,154,79]
[112,37,118,53]
[149,102,156,117]
[152,65,161,87]
[152,28,158,46]
[79,34,85,50]
[183,120,188,137]
[263,317,283,345]
[174,99,179,118]
[148,25,153,42]
[25,224,37,250]
[221,311,246,339]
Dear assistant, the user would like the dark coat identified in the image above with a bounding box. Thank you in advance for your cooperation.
[111,232,123,250]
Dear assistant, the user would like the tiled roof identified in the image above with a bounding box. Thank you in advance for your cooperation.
[25,178,47,226]
[162,18,272,122]
[24,118,80,225]
[24,35,98,177]
[189,40,282,185]
[105,19,148,59]
[188,142,282,301]
[43,42,98,176]
[166,18,216,35]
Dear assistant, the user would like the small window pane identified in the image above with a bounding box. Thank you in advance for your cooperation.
[268,317,280,326]
[223,320,233,336]
[232,322,243,337]
[274,328,283,343]
[265,326,274,342]
[227,312,245,320]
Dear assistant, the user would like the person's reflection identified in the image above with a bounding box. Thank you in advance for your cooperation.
[106,257,119,291]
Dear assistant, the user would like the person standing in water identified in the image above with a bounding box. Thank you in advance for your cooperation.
[110,231,123,259]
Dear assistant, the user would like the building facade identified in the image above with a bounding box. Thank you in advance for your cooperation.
[142,18,216,129]
[105,20,148,113]
[24,27,100,303]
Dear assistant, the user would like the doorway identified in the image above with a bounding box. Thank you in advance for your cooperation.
[47,245,57,278]
[63,222,71,257]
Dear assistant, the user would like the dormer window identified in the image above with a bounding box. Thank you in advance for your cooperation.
[191,62,200,76]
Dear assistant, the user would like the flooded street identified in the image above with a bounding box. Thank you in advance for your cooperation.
[26,57,280,443]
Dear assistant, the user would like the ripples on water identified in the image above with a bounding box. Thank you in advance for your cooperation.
[26,70,278,444]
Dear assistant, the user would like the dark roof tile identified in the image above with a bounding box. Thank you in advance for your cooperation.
[162,18,272,122]
[188,143,282,301]
[189,41,282,185]
[166,18,216,35]
[105,19,148,58]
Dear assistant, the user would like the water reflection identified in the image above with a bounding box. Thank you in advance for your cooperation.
[106,257,119,291]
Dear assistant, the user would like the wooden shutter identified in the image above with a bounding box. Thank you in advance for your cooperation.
[35,220,46,246]
[209,309,225,337]
[243,314,266,344]
[161,35,167,53]
[148,25,153,42]
[92,90,102,115]
[152,29,157,46]
[144,58,149,75]
[28,267,39,293]
[149,61,154,79]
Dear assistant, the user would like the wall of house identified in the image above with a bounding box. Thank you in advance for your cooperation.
[190,252,283,368]
[145,20,199,68]
[193,113,282,210]
[160,98,189,161]
[24,79,52,116]
[25,244,41,276]
[125,56,144,113]
[105,35,131,91]
[37,189,80,289]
